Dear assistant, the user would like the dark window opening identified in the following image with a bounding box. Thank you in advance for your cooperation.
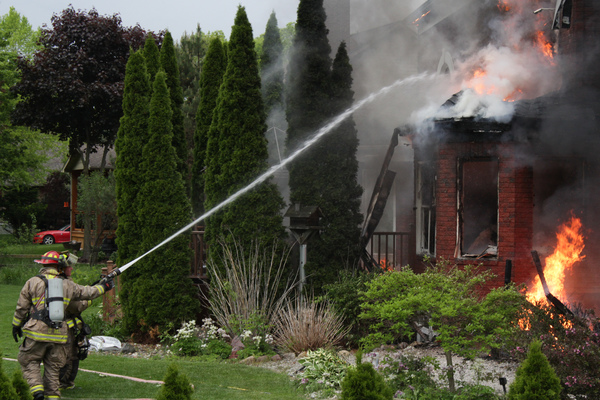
[459,159,498,258]
[417,162,436,255]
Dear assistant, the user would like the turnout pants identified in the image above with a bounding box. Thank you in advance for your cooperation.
[18,337,68,399]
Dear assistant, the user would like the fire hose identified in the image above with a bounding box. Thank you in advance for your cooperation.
[101,72,432,281]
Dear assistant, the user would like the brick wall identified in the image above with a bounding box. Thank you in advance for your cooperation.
[433,141,535,292]
[559,0,600,90]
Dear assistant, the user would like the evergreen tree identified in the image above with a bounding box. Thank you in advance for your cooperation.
[341,352,394,400]
[176,25,205,154]
[160,31,188,186]
[191,37,226,216]
[0,354,18,400]
[156,364,193,400]
[142,33,160,87]
[310,41,363,288]
[509,340,562,400]
[11,370,31,400]
[114,49,151,325]
[124,70,199,333]
[204,6,285,251]
[260,12,284,115]
[285,0,363,291]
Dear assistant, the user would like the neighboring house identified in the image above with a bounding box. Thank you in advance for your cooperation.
[62,148,116,247]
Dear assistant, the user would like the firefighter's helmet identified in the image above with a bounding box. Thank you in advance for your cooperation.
[34,250,61,264]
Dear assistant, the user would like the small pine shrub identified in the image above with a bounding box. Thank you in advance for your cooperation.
[0,354,19,400]
[341,351,394,400]
[508,340,561,400]
[156,364,193,400]
[11,369,32,400]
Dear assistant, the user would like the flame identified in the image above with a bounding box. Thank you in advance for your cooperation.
[497,0,511,12]
[527,215,586,304]
[412,10,431,25]
[379,258,394,272]
[534,31,555,65]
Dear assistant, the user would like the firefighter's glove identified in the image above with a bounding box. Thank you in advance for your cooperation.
[12,325,23,343]
[100,276,115,292]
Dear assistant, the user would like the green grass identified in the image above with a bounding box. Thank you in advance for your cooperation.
[1,284,307,400]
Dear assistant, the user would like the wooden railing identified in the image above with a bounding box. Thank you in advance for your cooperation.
[368,231,410,270]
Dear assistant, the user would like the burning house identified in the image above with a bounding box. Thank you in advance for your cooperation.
[326,0,600,310]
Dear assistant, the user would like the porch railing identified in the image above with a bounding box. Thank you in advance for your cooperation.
[368,231,410,270]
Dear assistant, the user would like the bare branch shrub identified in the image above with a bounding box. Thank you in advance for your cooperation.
[273,295,350,354]
[204,238,296,336]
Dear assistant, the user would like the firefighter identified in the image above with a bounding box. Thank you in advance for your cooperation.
[59,252,91,390]
[12,250,114,400]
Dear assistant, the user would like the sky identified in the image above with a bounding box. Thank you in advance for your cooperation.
[0,0,300,40]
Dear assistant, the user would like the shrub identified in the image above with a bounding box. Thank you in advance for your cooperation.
[0,353,19,400]
[512,301,600,398]
[341,351,394,400]
[11,369,32,400]
[297,348,349,397]
[156,364,193,400]
[322,269,376,347]
[508,340,561,400]
[273,295,349,354]
[376,353,438,394]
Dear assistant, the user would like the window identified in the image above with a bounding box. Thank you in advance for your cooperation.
[458,158,498,258]
[416,162,436,255]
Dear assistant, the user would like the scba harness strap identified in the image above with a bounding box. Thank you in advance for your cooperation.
[29,275,64,329]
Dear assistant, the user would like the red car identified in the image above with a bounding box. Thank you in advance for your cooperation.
[33,225,71,245]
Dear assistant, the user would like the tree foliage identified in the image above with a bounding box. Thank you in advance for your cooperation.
[0,7,39,57]
[508,340,562,400]
[114,49,150,267]
[359,263,530,390]
[260,12,284,115]
[285,0,363,291]
[76,171,117,263]
[204,6,285,251]
[341,352,394,400]
[142,33,161,87]
[12,7,147,168]
[156,364,193,400]
[160,31,188,184]
[191,36,226,216]
[124,70,198,334]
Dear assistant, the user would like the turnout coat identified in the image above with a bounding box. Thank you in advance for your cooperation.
[12,267,107,343]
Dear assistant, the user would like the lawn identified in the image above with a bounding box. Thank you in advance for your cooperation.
[1,281,306,400]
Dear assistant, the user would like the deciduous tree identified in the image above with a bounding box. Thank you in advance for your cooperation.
[11,7,146,257]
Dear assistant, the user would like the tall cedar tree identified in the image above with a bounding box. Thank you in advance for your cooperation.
[124,70,198,334]
[308,42,363,288]
[114,49,150,319]
[142,33,160,88]
[160,31,188,186]
[191,37,226,216]
[286,0,362,291]
[11,7,146,258]
[260,12,284,115]
[204,6,285,251]
[176,25,205,149]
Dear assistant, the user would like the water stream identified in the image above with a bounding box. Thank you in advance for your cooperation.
[118,72,432,274]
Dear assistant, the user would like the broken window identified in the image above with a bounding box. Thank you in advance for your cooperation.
[458,158,498,258]
[416,162,436,255]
